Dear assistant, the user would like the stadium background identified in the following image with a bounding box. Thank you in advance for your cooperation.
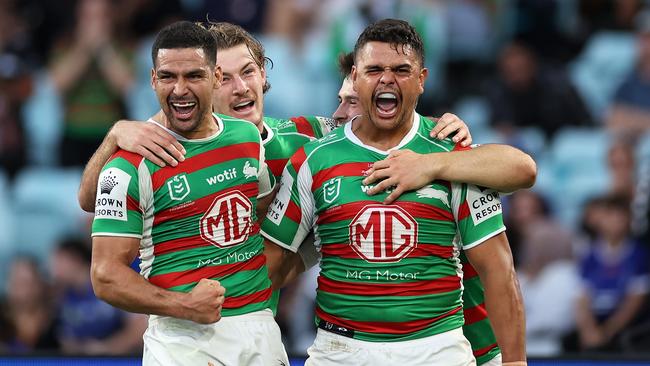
[2,0,650,364]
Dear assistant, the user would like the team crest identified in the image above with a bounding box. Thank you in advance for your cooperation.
[323,177,341,203]
[168,173,190,201]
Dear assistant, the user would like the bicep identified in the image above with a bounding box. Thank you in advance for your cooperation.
[92,236,140,269]
[464,232,514,276]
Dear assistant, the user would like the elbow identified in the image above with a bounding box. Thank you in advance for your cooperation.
[519,154,537,189]
[78,190,95,213]
[90,261,115,302]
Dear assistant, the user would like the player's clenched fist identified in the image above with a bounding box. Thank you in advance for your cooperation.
[182,278,226,324]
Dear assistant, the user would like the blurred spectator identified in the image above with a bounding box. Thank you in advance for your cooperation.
[3,256,59,353]
[503,189,552,265]
[607,135,637,201]
[518,221,579,356]
[50,238,146,355]
[571,195,649,352]
[185,0,267,34]
[606,9,650,136]
[486,40,592,140]
[47,0,134,166]
[579,196,608,242]
[578,0,642,34]
[0,0,35,177]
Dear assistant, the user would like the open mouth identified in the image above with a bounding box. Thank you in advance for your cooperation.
[232,100,255,115]
[374,92,399,118]
[170,101,197,121]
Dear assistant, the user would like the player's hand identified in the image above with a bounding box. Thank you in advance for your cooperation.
[428,112,472,147]
[363,149,433,204]
[183,278,226,324]
[110,120,186,167]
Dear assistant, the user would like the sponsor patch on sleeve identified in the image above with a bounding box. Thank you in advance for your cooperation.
[266,172,294,225]
[95,168,131,221]
[466,185,502,225]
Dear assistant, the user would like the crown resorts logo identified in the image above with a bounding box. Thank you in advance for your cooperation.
[100,173,118,194]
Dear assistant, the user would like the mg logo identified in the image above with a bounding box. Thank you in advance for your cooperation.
[349,205,418,263]
[200,191,252,248]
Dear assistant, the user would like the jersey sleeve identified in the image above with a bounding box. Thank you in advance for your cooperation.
[450,183,506,250]
[290,116,338,138]
[91,155,144,238]
[257,141,276,199]
[260,147,315,252]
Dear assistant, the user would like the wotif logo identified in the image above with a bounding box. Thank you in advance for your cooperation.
[206,168,237,185]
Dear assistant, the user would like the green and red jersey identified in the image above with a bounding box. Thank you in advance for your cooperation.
[261,113,506,342]
[262,115,336,179]
[92,114,274,316]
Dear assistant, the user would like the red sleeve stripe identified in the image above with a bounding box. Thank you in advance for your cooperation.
[153,224,260,257]
[223,287,272,309]
[463,302,488,325]
[152,142,259,191]
[288,147,308,173]
[317,274,460,297]
[266,158,288,178]
[311,162,371,192]
[290,116,316,137]
[126,194,140,212]
[148,253,265,288]
[473,343,499,358]
[111,150,144,168]
[462,262,479,280]
[153,183,258,226]
[320,243,454,259]
[316,200,453,226]
[284,198,303,224]
[457,201,470,221]
[315,305,462,335]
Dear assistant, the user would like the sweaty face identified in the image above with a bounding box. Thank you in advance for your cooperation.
[213,44,266,127]
[333,77,361,125]
[352,41,427,132]
[151,48,219,137]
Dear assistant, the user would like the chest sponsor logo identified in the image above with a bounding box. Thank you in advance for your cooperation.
[200,190,253,248]
[416,185,449,207]
[323,177,341,204]
[349,205,418,263]
[95,168,131,221]
[167,174,190,201]
[467,185,502,225]
[316,116,338,132]
[206,168,237,185]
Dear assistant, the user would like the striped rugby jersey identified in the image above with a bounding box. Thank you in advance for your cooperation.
[261,112,506,342]
[92,114,274,316]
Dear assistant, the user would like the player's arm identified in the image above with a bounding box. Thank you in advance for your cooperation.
[78,116,185,212]
[91,235,224,324]
[364,145,536,204]
[465,232,526,364]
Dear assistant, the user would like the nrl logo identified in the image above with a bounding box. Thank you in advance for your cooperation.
[323,177,341,203]
[168,173,190,201]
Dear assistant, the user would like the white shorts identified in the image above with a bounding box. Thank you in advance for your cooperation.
[481,353,502,366]
[142,309,289,366]
[305,327,476,366]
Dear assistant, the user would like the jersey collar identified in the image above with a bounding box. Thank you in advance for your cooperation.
[344,111,420,155]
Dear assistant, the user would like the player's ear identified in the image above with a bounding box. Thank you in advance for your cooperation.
[418,67,428,94]
[351,65,358,92]
[150,68,156,89]
[214,65,222,89]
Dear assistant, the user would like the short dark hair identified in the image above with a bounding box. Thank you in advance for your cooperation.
[207,22,272,93]
[337,52,354,78]
[353,19,425,66]
[57,238,92,264]
[151,21,217,68]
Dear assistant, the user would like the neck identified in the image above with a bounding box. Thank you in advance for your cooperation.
[156,112,220,139]
[352,110,415,151]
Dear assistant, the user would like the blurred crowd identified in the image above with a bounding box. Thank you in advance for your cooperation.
[1,0,650,358]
